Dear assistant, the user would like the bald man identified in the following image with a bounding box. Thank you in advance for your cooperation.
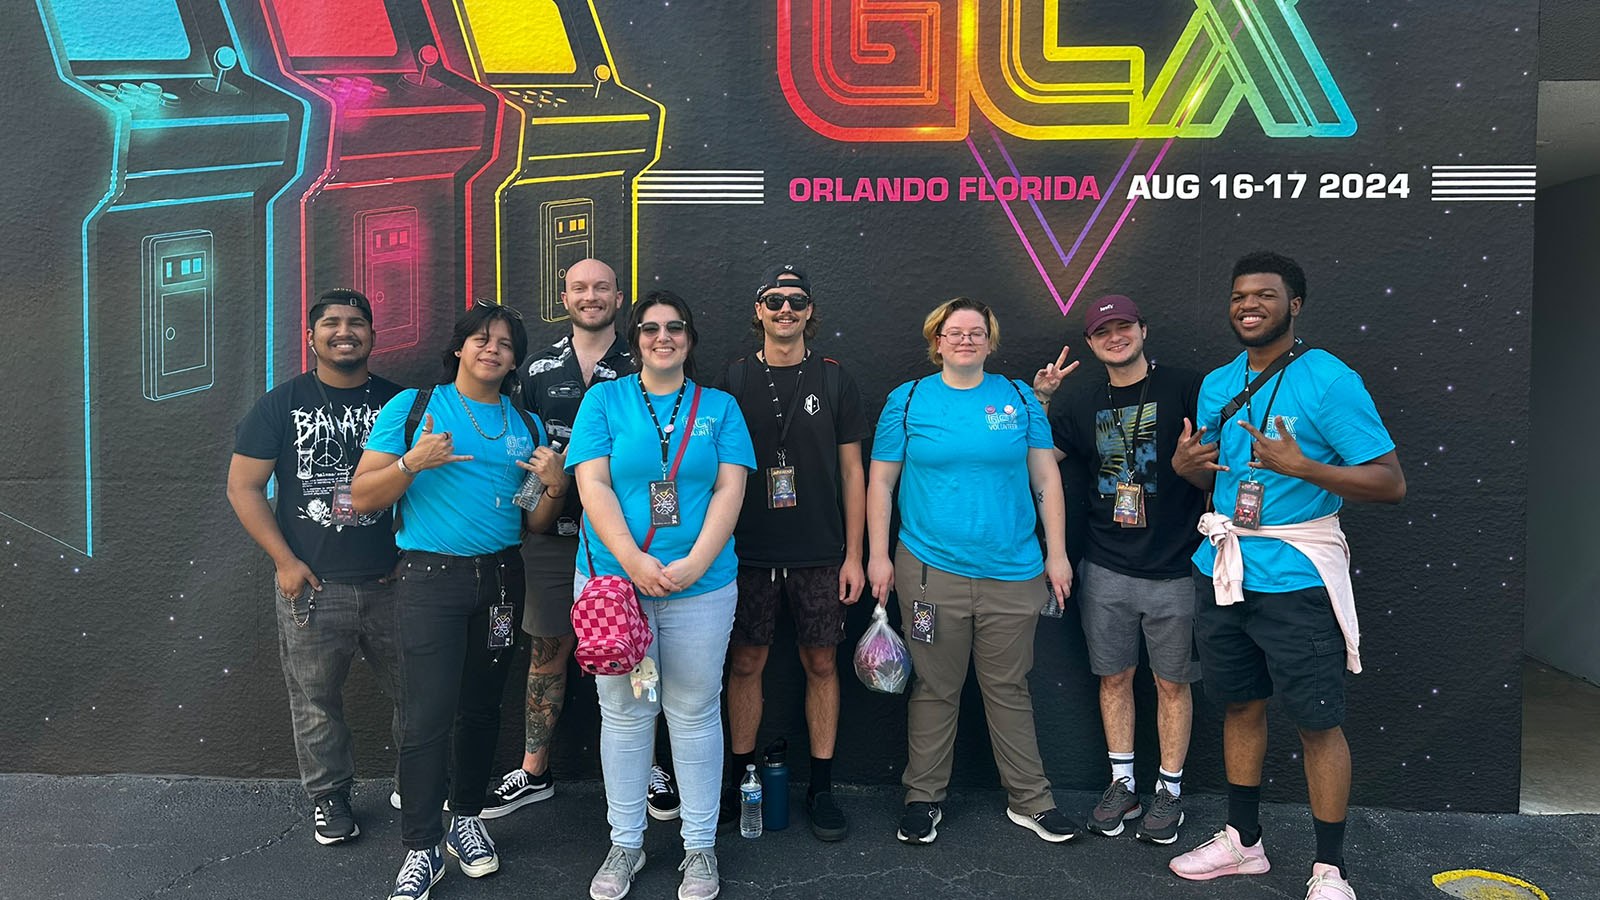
[476,259,635,817]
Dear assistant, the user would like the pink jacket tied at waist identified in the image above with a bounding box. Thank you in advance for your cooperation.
[1198,512,1362,674]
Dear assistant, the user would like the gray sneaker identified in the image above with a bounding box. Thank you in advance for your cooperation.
[589,845,645,900]
[1135,787,1184,845]
[676,849,720,900]
[1086,776,1142,836]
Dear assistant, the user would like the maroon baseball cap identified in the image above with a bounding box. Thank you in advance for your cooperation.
[1083,294,1142,336]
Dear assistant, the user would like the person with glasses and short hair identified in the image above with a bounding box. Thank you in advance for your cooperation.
[352,301,565,900]
[867,297,1079,846]
[566,291,755,900]
[719,264,868,841]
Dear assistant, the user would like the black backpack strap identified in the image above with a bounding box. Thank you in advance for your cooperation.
[402,385,436,449]
[822,357,843,414]
[900,376,924,432]
[513,404,540,445]
[395,385,435,534]
[1218,340,1311,424]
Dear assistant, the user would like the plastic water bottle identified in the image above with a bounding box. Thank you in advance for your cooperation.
[761,738,789,831]
[739,764,762,838]
[511,466,544,511]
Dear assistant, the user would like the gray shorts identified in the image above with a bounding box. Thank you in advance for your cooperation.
[1078,560,1198,683]
[520,534,581,637]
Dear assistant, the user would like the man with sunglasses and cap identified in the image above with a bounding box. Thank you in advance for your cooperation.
[718,264,869,840]
[228,287,405,847]
[1031,294,1206,847]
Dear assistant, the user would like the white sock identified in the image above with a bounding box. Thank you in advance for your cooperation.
[1109,752,1135,792]
[1159,768,1183,798]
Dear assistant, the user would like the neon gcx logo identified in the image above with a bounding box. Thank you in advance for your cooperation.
[778,0,1356,142]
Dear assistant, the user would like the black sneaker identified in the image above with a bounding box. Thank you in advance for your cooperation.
[896,802,942,845]
[1086,776,1142,837]
[647,765,681,821]
[1007,807,1080,843]
[806,791,849,842]
[1134,787,1184,845]
[480,767,554,820]
[314,791,360,845]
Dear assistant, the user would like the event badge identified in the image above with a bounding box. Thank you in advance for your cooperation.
[331,483,356,525]
[1113,482,1146,528]
[649,480,681,528]
[1233,480,1265,530]
[488,603,515,650]
[910,599,936,644]
[766,466,798,509]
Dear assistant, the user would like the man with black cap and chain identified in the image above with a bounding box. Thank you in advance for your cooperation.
[228,287,405,846]
[718,264,869,841]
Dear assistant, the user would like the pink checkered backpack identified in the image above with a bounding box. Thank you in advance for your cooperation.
[570,385,701,676]
[570,550,653,676]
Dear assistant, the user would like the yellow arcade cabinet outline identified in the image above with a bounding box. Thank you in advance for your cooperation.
[450,0,664,308]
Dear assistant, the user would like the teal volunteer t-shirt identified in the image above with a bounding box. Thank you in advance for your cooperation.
[872,373,1053,581]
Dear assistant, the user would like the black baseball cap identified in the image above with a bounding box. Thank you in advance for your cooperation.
[308,288,373,327]
[756,264,811,298]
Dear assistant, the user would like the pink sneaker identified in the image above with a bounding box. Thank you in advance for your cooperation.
[1305,863,1356,899]
[1168,825,1271,881]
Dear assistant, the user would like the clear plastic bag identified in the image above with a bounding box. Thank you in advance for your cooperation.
[854,605,912,694]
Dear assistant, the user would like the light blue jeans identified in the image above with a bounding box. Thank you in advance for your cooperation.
[576,573,737,851]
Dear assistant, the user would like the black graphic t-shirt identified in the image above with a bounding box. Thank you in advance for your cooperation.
[1050,365,1206,579]
[722,354,868,568]
[234,372,404,581]
[517,333,632,537]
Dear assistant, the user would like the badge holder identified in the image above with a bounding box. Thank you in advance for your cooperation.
[910,564,936,643]
[1113,481,1146,528]
[331,483,356,525]
[766,459,797,509]
[1233,480,1265,530]
[489,576,515,651]
[648,480,681,528]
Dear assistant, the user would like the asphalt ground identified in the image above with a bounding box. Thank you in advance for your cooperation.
[6,774,1593,899]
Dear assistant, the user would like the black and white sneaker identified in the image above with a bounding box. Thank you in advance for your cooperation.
[480,767,554,819]
[647,765,681,821]
[1007,806,1080,843]
[896,802,942,845]
[314,791,360,845]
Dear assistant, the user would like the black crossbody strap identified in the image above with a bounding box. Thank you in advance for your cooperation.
[1218,340,1310,424]
[393,385,438,533]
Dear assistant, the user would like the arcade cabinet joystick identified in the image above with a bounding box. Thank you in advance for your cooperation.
[402,45,441,88]
[195,46,241,95]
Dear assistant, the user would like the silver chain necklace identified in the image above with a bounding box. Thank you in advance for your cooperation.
[454,387,508,440]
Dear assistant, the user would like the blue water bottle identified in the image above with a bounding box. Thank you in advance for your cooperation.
[761,737,789,831]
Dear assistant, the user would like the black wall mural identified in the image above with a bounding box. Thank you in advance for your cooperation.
[0,0,1534,812]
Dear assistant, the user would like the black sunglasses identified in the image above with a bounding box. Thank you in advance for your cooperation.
[759,293,812,311]
[636,320,688,336]
[472,299,523,320]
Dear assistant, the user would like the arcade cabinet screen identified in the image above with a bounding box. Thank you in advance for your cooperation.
[55,0,192,61]
[275,0,398,59]
[461,0,577,75]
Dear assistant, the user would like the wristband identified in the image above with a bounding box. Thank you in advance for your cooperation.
[396,455,417,477]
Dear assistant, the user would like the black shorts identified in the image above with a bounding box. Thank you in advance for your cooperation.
[731,564,845,648]
[1191,568,1346,730]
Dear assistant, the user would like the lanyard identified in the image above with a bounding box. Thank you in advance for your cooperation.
[638,377,689,478]
[758,351,809,466]
[1106,364,1152,484]
[311,373,370,473]
[1243,363,1290,471]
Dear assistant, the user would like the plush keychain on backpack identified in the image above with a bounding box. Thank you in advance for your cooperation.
[630,656,659,702]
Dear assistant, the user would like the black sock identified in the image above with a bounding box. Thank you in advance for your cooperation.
[809,757,833,797]
[1313,817,1347,876]
[729,750,756,786]
[1227,783,1262,846]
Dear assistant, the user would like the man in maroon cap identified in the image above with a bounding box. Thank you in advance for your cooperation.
[1032,294,1207,846]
